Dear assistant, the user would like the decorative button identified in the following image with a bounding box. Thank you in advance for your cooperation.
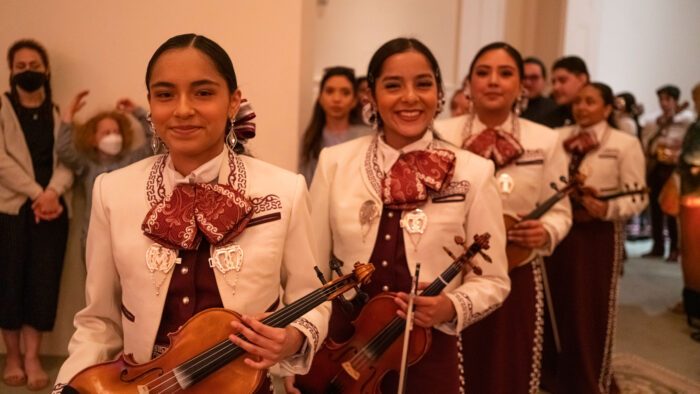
[181,267,189,275]
[387,211,394,218]
[182,296,190,305]
[381,260,388,267]
[384,234,391,241]
[382,285,389,292]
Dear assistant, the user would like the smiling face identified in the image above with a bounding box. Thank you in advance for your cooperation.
[573,85,612,128]
[147,47,241,166]
[468,48,521,116]
[373,50,438,148]
[319,75,356,121]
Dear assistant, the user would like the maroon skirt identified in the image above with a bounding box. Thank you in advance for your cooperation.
[541,219,621,394]
[460,260,544,394]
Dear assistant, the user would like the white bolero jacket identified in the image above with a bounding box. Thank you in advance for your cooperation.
[309,135,510,335]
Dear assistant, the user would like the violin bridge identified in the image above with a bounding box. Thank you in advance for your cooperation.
[342,361,360,380]
[137,385,150,394]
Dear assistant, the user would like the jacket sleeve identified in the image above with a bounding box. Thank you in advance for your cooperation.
[279,174,331,375]
[55,122,89,176]
[54,174,124,385]
[0,111,43,199]
[605,138,648,220]
[537,138,572,255]
[439,160,511,334]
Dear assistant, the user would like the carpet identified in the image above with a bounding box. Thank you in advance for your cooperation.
[613,353,700,393]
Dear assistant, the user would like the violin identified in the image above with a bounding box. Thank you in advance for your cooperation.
[295,234,491,394]
[65,262,374,394]
[504,175,648,270]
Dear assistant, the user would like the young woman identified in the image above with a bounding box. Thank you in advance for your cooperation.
[541,83,646,394]
[56,91,153,253]
[53,34,329,393]
[294,37,510,393]
[435,42,571,394]
[0,39,73,391]
[299,66,370,184]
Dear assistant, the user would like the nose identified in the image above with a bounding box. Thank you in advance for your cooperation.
[174,95,195,118]
[402,85,419,103]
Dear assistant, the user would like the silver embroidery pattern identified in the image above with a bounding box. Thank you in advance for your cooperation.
[529,260,545,394]
[295,317,320,351]
[146,155,167,205]
[459,293,502,329]
[457,335,466,394]
[251,194,282,214]
[227,150,247,191]
[364,136,383,197]
[432,180,470,198]
[598,221,623,393]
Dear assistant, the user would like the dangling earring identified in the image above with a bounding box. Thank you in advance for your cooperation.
[147,113,166,154]
[436,92,446,115]
[225,117,238,152]
[515,90,527,117]
[362,102,378,131]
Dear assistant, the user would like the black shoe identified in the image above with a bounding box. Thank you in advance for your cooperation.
[666,250,679,262]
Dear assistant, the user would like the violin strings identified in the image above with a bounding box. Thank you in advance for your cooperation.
[142,280,347,391]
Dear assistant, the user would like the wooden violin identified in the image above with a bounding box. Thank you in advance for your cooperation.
[505,175,648,270]
[295,234,491,394]
[65,262,374,394]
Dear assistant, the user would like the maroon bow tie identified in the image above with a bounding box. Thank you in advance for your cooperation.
[563,130,599,155]
[382,149,456,210]
[462,128,524,169]
[142,183,253,250]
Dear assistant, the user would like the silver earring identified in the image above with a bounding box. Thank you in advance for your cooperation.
[436,93,446,115]
[362,102,378,131]
[147,113,165,154]
[515,91,528,117]
[225,117,238,152]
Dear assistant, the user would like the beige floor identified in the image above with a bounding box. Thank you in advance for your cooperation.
[2,240,698,393]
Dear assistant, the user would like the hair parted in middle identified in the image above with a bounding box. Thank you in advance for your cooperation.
[467,41,524,80]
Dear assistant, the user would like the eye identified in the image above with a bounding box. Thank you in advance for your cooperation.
[383,82,400,90]
[196,90,214,97]
[500,69,514,77]
[153,91,173,100]
[475,69,489,77]
[417,80,434,89]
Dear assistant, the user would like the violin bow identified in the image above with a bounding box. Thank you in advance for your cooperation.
[397,263,421,394]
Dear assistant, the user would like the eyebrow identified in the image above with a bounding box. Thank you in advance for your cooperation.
[380,73,434,81]
[149,79,221,89]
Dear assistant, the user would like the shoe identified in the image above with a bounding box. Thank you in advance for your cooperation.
[666,250,679,262]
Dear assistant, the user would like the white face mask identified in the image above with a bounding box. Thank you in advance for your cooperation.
[97,133,123,156]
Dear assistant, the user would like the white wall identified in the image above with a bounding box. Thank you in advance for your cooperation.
[565,0,700,120]
[0,0,315,355]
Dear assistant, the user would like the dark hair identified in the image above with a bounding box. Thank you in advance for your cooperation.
[656,84,680,100]
[583,82,615,127]
[468,42,524,80]
[300,66,360,166]
[552,56,589,79]
[145,33,237,94]
[524,56,547,79]
[356,76,368,86]
[367,38,443,128]
[7,39,52,103]
[615,92,642,137]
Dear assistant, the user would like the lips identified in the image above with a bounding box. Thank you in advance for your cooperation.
[169,125,202,135]
[395,110,422,122]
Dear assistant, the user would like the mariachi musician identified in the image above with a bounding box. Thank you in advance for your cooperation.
[52,34,330,393]
[642,85,694,261]
[435,42,571,394]
[541,82,647,394]
[289,37,509,394]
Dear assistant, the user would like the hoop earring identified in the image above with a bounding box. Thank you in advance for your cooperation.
[147,113,166,154]
[225,117,238,152]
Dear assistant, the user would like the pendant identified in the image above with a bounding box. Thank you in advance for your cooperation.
[400,209,428,251]
[209,244,244,294]
[497,173,515,195]
[145,243,181,296]
[359,200,379,242]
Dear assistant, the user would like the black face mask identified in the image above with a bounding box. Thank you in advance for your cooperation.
[11,71,47,92]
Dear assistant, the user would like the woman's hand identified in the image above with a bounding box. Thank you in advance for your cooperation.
[507,217,551,249]
[31,188,62,222]
[394,283,456,328]
[61,90,89,124]
[116,98,138,114]
[228,314,305,369]
[580,195,609,219]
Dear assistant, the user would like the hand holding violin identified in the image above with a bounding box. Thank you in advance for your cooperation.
[228,314,304,369]
[507,216,551,250]
[580,194,609,219]
[393,283,456,328]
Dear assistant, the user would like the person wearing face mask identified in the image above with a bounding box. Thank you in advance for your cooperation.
[435,42,571,394]
[0,39,73,391]
[541,83,647,394]
[55,90,153,256]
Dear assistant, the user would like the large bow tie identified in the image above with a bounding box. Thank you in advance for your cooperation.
[382,149,456,210]
[563,129,599,155]
[462,128,524,169]
[142,183,253,250]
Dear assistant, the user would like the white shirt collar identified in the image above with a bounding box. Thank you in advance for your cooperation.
[164,147,227,186]
[472,113,514,135]
[377,131,433,173]
[581,120,608,141]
